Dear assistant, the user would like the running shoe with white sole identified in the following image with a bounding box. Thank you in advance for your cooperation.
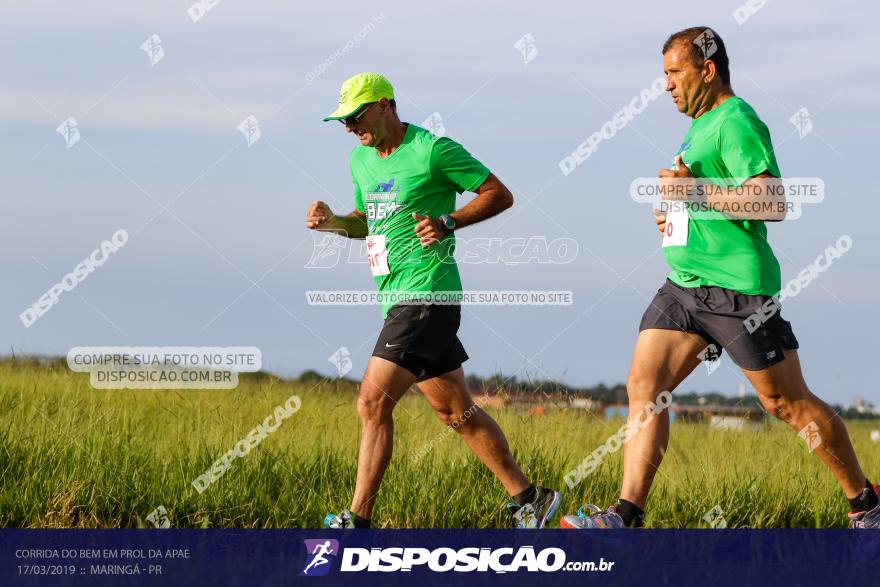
[507,486,562,529]
[560,504,639,529]
[848,484,880,529]
[324,509,356,529]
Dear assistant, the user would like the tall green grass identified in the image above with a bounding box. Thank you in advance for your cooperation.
[1,358,876,528]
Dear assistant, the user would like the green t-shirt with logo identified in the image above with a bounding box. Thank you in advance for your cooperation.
[350,124,490,317]
[664,96,782,296]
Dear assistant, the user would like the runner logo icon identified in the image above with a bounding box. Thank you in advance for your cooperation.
[300,539,340,577]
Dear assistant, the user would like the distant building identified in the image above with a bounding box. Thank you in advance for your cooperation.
[672,405,766,430]
[853,396,879,415]
[467,389,603,415]
[462,387,769,429]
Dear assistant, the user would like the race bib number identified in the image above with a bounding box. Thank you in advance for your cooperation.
[662,209,689,247]
[366,235,390,276]
[662,157,690,247]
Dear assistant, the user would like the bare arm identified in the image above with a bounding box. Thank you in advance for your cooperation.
[700,173,786,222]
[449,173,514,229]
[413,173,513,247]
[659,155,786,222]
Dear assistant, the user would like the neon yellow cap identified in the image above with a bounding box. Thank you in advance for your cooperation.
[323,72,395,121]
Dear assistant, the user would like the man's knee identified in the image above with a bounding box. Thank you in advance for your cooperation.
[758,389,816,425]
[357,386,396,424]
[434,408,456,428]
[434,400,484,430]
[758,393,824,428]
[753,373,812,423]
[626,368,663,404]
[433,405,465,429]
[758,392,790,420]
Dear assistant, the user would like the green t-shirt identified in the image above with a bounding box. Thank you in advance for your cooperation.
[350,124,490,317]
[664,96,782,296]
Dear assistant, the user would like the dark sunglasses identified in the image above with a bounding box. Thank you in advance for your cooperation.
[339,102,376,126]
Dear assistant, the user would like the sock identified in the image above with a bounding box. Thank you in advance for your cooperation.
[512,485,537,507]
[353,514,371,529]
[848,479,879,513]
[615,499,645,528]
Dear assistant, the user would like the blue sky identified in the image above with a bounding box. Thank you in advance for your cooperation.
[3,1,878,405]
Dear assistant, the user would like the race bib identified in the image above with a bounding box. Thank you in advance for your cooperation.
[662,156,690,247]
[662,209,689,247]
[366,235,390,276]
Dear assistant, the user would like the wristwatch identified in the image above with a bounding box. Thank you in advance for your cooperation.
[439,214,456,234]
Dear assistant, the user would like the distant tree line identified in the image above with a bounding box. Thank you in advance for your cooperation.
[0,357,873,419]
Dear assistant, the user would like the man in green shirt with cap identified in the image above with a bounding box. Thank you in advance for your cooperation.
[306,72,560,529]
[561,27,878,529]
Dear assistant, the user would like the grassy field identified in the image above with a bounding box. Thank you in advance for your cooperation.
[1,357,877,528]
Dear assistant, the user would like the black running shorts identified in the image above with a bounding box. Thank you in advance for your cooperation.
[372,304,469,381]
[639,279,799,370]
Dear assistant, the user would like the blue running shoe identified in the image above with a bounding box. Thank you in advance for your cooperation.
[324,509,356,529]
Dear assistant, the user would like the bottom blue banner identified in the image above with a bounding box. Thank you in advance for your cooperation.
[2,529,878,585]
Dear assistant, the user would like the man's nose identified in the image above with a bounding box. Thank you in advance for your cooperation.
[665,77,675,92]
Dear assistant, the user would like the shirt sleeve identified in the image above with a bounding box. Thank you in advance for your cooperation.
[429,136,491,193]
[350,159,364,213]
[718,114,780,185]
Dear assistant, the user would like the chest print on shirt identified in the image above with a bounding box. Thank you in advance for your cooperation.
[364,178,407,223]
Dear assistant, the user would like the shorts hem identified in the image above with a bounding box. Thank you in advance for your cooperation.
[733,342,800,372]
[370,351,467,382]
[638,324,704,337]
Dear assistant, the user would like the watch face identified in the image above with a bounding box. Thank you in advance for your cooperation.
[442,215,455,229]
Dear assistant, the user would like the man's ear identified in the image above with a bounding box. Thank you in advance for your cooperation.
[702,59,717,85]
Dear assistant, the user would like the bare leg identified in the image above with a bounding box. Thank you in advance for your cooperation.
[416,368,531,496]
[743,349,866,498]
[349,356,417,518]
[619,329,707,509]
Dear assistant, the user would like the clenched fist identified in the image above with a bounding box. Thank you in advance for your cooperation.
[412,213,446,248]
[653,209,667,235]
[306,201,334,229]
